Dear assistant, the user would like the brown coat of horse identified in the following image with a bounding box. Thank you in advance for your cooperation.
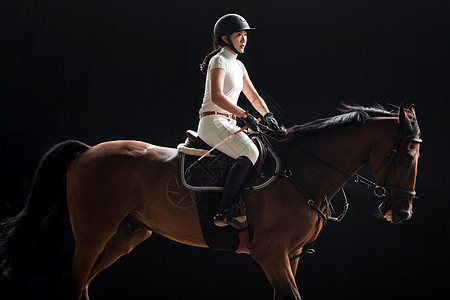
[0,105,421,300]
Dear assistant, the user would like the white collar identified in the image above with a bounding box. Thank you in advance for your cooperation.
[221,47,238,59]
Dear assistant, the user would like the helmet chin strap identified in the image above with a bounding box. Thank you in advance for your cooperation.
[225,34,241,55]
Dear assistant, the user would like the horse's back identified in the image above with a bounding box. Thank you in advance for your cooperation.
[66,140,177,225]
[68,140,178,178]
[72,140,176,161]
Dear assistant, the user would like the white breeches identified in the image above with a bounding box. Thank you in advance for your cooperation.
[197,115,259,165]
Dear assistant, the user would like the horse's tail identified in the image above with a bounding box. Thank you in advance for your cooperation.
[0,140,90,279]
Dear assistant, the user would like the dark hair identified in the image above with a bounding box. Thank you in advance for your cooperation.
[199,35,226,75]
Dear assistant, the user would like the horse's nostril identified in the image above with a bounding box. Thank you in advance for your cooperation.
[396,210,410,220]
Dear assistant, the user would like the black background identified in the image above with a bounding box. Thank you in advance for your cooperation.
[1,0,449,299]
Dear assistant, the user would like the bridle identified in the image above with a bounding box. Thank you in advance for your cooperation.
[259,124,422,222]
[365,133,422,209]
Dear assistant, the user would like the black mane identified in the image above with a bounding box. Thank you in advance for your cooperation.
[283,104,397,141]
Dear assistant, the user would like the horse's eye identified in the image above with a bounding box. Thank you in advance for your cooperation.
[400,153,415,163]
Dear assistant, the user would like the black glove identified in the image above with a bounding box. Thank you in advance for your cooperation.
[263,112,281,131]
[242,112,259,131]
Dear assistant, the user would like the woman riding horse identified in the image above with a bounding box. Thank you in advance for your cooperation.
[197,13,282,227]
[0,107,421,298]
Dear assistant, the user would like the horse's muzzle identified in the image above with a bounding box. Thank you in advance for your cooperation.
[379,203,412,224]
[392,209,412,223]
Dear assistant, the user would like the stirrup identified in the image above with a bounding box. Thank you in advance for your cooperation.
[226,217,243,230]
[233,214,247,223]
[213,219,228,227]
[232,204,246,223]
[213,210,229,227]
[213,210,246,229]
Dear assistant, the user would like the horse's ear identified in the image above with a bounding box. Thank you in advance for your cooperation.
[408,103,417,118]
[398,103,410,129]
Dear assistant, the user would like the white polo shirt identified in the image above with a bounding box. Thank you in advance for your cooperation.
[199,47,248,115]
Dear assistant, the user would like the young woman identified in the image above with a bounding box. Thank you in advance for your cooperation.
[197,13,281,227]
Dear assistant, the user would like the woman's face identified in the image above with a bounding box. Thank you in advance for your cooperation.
[223,30,248,53]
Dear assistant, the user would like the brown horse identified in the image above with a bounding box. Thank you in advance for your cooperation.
[0,104,421,299]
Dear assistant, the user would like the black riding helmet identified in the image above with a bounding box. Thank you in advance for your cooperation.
[213,14,255,54]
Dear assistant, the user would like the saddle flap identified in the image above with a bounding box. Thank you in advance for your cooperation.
[251,136,267,177]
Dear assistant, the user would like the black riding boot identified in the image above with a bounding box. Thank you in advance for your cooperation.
[214,156,253,228]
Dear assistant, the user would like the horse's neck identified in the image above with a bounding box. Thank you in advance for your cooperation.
[290,118,398,197]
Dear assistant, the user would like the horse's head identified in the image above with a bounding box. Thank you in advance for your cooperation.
[369,104,421,224]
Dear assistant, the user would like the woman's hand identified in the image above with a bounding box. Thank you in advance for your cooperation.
[263,112,281,131]
[242,112,260,131]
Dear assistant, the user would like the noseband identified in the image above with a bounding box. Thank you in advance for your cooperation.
[365,133,422,207]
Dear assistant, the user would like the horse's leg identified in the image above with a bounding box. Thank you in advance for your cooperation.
[289,250,301,277]
[85,215,152,291]
[81,287,90,300]
[251,248,301,300]
[287,253,301,299]
[66,196,134,300]
[67,224,120,300]
[269,250,302,300]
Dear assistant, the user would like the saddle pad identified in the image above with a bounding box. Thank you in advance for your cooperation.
[179,139,281,192]
[195,191,241,252]
[177,144,215,157]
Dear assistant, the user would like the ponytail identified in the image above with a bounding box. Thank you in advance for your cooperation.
[199,36,223,75]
